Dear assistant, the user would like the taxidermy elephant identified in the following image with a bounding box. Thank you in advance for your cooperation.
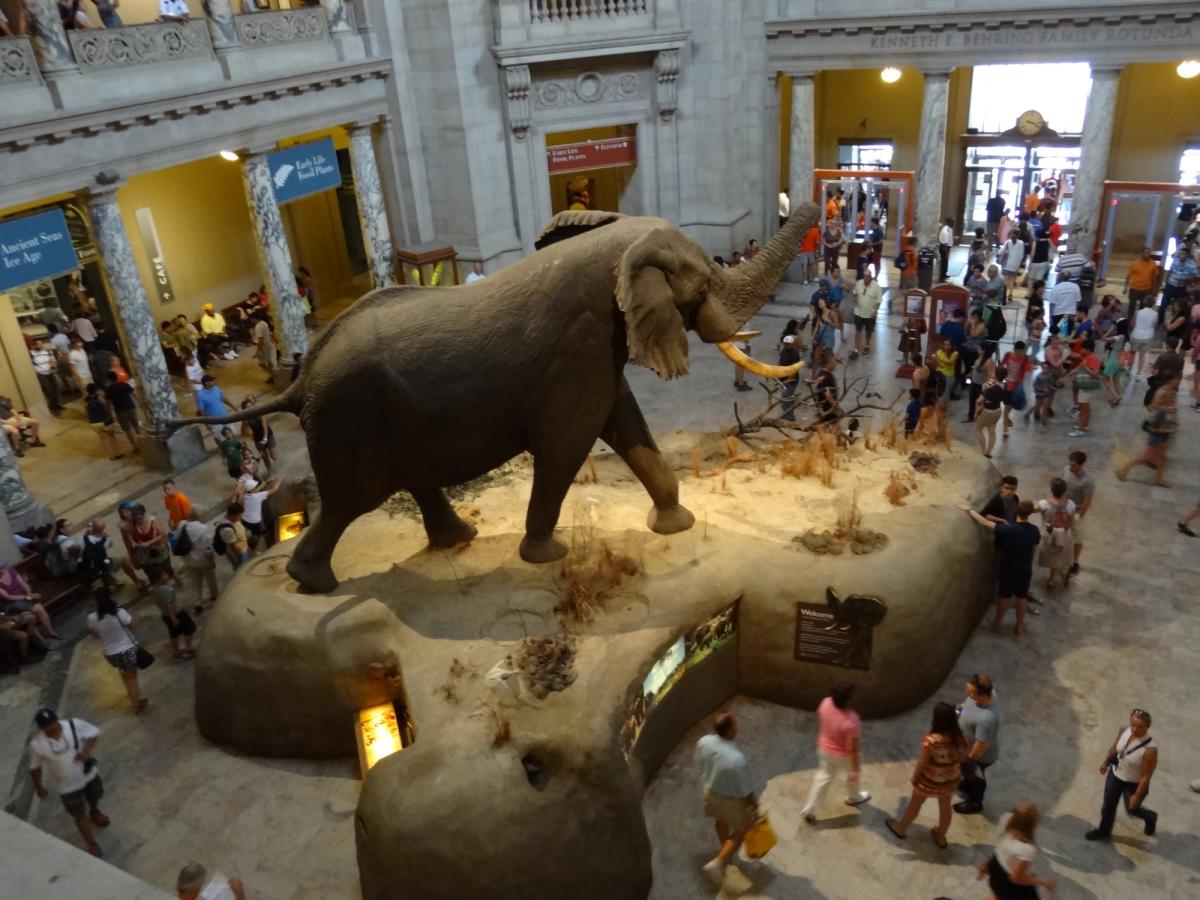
[170,203,819,592]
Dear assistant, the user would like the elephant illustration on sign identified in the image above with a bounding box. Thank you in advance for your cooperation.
[824,586,887,669]
[170,204,818,592]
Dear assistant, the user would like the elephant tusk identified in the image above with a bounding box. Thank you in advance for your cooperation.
[715,341,805,379]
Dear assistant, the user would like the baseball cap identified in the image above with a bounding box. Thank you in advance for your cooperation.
[34,708,58,728]
[782,335,795,345]
[118,501,136,512]
[203,302,214,312]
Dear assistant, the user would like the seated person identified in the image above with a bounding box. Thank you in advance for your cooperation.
[199,303,237,361]
[0,394,43,455]
[0,564,59,641]
[0,615,31,673]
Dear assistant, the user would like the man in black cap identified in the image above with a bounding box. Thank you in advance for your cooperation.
[29,708,109,857]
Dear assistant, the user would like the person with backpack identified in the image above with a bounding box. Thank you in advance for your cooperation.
[214,503,249,572]
[1035,478,1076,590]
[80,519,139,590]
[175,510,218,612]
[149,569,195,661]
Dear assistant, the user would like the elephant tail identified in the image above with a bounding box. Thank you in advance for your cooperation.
[166,380,303,430]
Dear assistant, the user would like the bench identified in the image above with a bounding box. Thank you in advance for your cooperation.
[16,551,98,618]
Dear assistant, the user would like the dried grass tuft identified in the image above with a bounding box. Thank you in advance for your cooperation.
[490,707,511,747]
[555,542,639,623]
[885,469,917,506]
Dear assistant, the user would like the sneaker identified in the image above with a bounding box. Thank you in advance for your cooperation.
[1068,429,1088,437]
[1192,404,1200,413]
[1144,812,1158,837]
[862,347,870,355]
[1068,563,1080,576]
[849,350,859,360]
[1069,404,1079,415]
[953,801,983,814]
[1084,829,1110,842]
[845,790,870,806]
[701,858,724,884]
[1180,523,1198,538]
[1027,594,1043,605]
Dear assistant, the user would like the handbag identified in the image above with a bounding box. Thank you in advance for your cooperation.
[744,815,778,859]
[69,719,99,776]
[119,614,156,671]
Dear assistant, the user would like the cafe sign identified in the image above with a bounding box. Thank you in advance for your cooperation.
[547,136,637,175]
[0,209,80,293]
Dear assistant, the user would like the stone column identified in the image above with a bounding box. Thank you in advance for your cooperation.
[325,0,354,34]
[1070,66,1122,254]
[87,181,206,471]
[788,72,815,214]
[348,121,396,289]
[204,0,239,50]
[241,150,308,359]
[24,0,75,74]
[0,437,51,534]
[915,70,951,250]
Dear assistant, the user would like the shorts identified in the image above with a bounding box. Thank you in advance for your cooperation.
[115,408,139,434]
[243,519,265,537]
[60,775,103,818]
[1072,516,1086,545]
[1130,338,1154,353]
[104,647,139,673]
[91,422,116,436]
[987,855,1038,900]
[797,251,816,265]
[997,567,1032,599]
[5,600,33,615]
[703,790,756,832]
[162,609,196,639]
[854,315,876,334]
[817,323,836,349]
[976,407,1001,428]
[1147,432,1170,448]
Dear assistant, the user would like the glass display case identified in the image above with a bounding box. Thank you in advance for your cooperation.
[396,244,460,287]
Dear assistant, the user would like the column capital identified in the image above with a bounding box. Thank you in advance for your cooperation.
[1090,64,1125,78]
[785,70,816,83]
[921,68,953,80]
[349,116,386,135]
[242,141,279,158]
[86,173,126,203]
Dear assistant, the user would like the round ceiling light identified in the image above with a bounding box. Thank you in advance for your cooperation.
[219,150,240,162]
[1178,60,1200,79]
[881,67,902,84]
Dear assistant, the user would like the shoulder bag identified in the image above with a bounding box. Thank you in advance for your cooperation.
[69,719,99,776]
[119,612,156,670]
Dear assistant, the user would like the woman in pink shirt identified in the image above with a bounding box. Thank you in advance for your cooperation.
[801,682,870,822]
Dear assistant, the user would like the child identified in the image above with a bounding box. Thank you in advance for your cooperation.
[218,427,244,480]
[1025,361,1058,427]
[1028,313,1046,353]
[904,388,922,438]
[150,569,195,660]
[1100,335,1128,406]
[1000,341,1033,436]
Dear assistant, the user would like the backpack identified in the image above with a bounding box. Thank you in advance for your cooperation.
[212,521,235,556]
[985,306,1007,341]
[79,534,110,577]
[170,523,192,557]
[1046,500,1072,531]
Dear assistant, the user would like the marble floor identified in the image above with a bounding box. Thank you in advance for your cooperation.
[2,257,1197,899]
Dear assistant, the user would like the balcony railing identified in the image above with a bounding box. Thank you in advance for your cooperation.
[1,37,40,85]
[235,8,330,48]
[528,0,650,22]
[68,20,213,72]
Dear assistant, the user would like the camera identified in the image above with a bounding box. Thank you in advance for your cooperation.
[1104,754,1119,771]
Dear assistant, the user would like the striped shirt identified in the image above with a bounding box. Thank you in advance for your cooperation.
[1056,252,1087,281]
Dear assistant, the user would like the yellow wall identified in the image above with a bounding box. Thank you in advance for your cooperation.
[546,125,639,215]
[117,157,263,324]
[814,68,924,172]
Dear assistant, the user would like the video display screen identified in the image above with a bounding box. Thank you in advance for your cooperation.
[620,602,739,756]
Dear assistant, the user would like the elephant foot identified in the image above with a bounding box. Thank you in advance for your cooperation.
[648,504,695,536]
[286,556,338,594]
[426,518,478,550]
[519,534,569,564]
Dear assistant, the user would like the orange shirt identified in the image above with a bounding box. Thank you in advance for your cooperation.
[800,226,821,253]
[1126,258,1160,292]
[825,198,838,220]
[164,491,191,528]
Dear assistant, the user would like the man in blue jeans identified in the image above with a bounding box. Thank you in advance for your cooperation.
[954,674,999,814]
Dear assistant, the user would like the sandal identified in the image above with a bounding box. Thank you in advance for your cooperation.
[931,828,948,849]
[87,842,103,857]
[884,818,906,840]
[89,810,111,828]
[135,699,149,714]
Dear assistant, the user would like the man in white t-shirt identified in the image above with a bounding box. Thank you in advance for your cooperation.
[238,476,283,551]
[29,708,109,857]
[176,863,247,900]
[937,218,955,281]
[1048,279,1080,335]
[465,262,486,284]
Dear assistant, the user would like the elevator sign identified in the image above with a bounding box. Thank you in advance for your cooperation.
[546,136,637,175]
[0,209,80,292]
[268,137,341,205]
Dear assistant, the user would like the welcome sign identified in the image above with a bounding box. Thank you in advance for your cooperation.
[0,209,80,292]
[268,137,341,205]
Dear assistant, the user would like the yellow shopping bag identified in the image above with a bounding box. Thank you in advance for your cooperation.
[744,815,777,859]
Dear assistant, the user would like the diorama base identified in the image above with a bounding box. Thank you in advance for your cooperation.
[195,430,997,900]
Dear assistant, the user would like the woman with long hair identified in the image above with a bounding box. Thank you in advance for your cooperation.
[885,701,968,848]
[86,590,147,713]
[978,801,1056,899]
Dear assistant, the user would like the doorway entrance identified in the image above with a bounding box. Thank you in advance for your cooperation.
[545,125,640,216]
[813,169,914,259]
[961,143,1080,235]
[1096,182,1200,279]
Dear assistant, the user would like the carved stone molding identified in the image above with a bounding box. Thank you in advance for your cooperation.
[0,37,40,85]
[235,8,329,47]
[68,20,214,72]
[505,64,532,141]
[653,49,678,122]
[533,69,644,109]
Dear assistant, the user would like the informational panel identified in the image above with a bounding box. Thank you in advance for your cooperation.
[0,209,80,292]
[794,602,872,670]
[268,137,341,205]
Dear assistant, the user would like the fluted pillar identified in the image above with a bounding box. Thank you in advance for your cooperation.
[0,435,51,533]
[348,121,396,289]
[1070,66,1122,253]
[242,151,308,358]
[204,0,238,49]
[325,0,353,34]
[915,70,951,250]
[24,0,75,74]
[88,181,206,471]
[788,72,815,211]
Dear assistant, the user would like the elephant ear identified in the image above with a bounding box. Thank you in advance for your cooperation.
[615,229,689,380]
[534,210,626,250]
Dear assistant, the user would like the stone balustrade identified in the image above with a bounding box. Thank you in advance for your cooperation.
[527,0,650,22]
[0,36,40,85]
[235,7,330,48]
[67,20,213,73]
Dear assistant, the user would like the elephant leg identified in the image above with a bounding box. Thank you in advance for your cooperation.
[600,377,695,535]
[411,487,478,549]
[519,453,585,564]
[286,503,355,594]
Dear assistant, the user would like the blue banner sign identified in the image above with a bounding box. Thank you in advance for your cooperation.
[268,137,341,205]
[0,209,80,292]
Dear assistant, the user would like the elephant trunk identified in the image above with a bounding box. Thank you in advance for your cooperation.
[697,201,821,341]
